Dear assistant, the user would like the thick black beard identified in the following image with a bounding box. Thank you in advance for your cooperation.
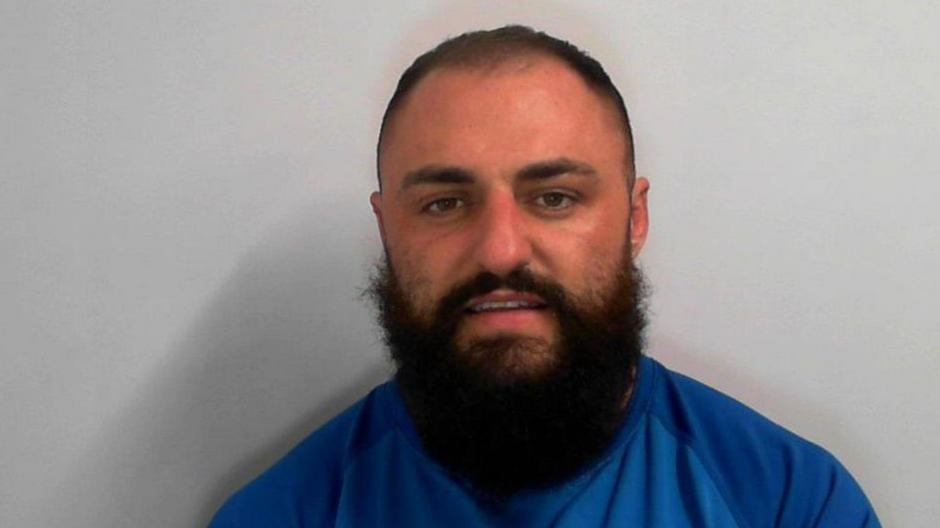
[367,260,648,499]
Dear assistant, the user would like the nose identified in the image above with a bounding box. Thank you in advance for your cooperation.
[471,191,533,276]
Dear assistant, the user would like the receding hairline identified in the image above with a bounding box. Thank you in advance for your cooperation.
[384,50,624,123]
[376,26,636,189]
[378,56,634,183]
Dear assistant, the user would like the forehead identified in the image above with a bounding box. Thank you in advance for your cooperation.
[379,57,628,187]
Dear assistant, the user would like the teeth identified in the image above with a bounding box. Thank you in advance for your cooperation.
[471,300,539,312]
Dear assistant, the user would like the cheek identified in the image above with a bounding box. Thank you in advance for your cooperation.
[576,236,628,293]
[386,216,476,297]
[386,241,448,319]
[545,210,630,295]
[586,199,631,263]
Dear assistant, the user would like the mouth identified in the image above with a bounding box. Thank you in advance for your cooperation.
[457,289,554,339]
[464,290,549,314]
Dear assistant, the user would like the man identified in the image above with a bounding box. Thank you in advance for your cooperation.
[210,26,879,527]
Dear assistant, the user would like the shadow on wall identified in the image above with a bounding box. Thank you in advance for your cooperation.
[45,206,390,528]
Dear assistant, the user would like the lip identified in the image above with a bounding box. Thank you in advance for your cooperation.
[464,289,548,313]
[459,289,553,336]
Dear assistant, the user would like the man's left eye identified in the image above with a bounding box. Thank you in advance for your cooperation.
[534,192,575,210]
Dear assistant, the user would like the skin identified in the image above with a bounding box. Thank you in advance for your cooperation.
[372,56,650,375]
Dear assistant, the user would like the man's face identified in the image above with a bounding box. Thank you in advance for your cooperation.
[372,57,649,380]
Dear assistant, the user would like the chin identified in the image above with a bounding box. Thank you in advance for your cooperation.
[457,334,563,384]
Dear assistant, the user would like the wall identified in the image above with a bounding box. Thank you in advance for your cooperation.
[2,1,937,526]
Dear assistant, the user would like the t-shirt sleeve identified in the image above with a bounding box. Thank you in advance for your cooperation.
[652,363,881,527]
[808,457,881,527]
[207,496,242,528]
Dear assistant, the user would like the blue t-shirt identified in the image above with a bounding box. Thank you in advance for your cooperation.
[209,356,879,527]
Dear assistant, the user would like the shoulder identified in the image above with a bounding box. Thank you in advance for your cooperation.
[208,382,398,528]
[644,358,879,527]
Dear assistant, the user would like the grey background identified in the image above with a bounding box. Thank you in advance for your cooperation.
[2,1,937,526]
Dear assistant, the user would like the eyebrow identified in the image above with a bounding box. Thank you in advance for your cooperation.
[398,157,597,194]
[516,157,598,182]
[400,165,475,193]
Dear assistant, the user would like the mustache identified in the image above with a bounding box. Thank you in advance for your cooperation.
[434,267,570,323]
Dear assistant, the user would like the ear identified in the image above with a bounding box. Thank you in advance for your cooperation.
[370,191,387,245]
[628,177,650,259]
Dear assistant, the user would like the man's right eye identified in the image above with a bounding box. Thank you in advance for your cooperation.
[423,197,464,214]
